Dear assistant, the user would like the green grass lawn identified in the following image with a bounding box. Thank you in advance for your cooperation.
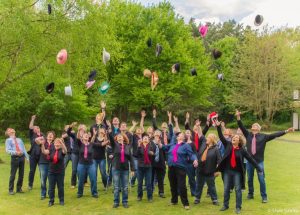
[0,132,300,215]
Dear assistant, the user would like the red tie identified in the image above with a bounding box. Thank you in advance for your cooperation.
[230,146,239,168]
[14,138,21,153]
[251,134,256,155]
[84,144,88,159]
[121,144,125,163]
[194,132,199,151]
[163,132,168,145]
[53,150,58,164]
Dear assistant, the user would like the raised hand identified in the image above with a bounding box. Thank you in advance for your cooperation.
[100,101,106,109]
[141,110,146,118]
[286,127,295,133]
[195,119,201,126]
[193,160,198,168]
[221,121,225,128]
[173,116,178,122]
[132,120,138,127]
[185,112,190,119]
[31,115,36,120]
[106,120,111,128]
[167,111,172,118]
[235,109,241,120]
[70,122,78,128]
[153,109,157,118]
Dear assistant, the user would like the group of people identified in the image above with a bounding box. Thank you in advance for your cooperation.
[5,101,294,214]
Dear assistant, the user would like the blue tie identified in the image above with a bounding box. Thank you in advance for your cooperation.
[155,144,159,162]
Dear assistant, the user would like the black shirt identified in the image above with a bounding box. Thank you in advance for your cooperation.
[49,146,65,173]
[224,149,243,173]
[28,129,43,158]
[151,141,166,169]
[92,138,107,160]
[132,134,142,157]
[137,143,154,168]
[63,135,72,154]
[111,141,135,171]
[78,143,94,165]
[39,141,52,164]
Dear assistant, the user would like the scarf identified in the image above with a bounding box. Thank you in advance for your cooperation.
[172,143,181,163]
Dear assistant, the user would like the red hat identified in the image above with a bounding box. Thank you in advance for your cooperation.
[56,49,68,64]
[209,112,218,127]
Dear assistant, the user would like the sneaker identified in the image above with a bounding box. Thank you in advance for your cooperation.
[123,203,129,208]
[220,206,229,211]
[71,186,75,189]
[92,194,99,198]
[28,186,32,190]
[41,196,46,200]
[212,200,219,206]
[184,206,190,210]
[60,201,64,206]
[16,189,24,193]
[113,203,119,208]
[148,198,153,203]
[262,198,268,203]
[137,197,142,201]
[247,194,254,199]
[159,193,166,198]
[194,199,200,204]
[48,202,54,207]
[235,208,241,214]
[9,191,15,195]
[77,194,83,198]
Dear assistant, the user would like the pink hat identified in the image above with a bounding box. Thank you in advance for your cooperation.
[56,49,68,64]
[199,25,208,38]
[86,80,96,89]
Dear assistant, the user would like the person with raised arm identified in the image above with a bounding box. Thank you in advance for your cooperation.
[235,110,294,203]
[28,115,44,190]
[140,110,154,140]
[90,101,108,137]
[215,118,263,214]
[130,120,142,187]
[5,128,29,195]
[152,109,171,145]
[159,114,198,210]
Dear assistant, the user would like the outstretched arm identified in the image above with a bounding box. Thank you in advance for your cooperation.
[236,110,250,138]
[152,109,159,130]
[140,110,146,133]
[216,120,230,148]
[129,120,138,134]
[266,127,294,142]
[173,116,180,133]
[29,115,36,129]
[202,114,211,136]
[185,112,191,130]
[242,149,263,172]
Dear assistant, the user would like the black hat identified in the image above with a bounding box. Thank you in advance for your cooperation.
[212,49,222,59]
[190,68,197,76]
[147,38,152,47]
[172,63,180,73]
[46,82,55,93]
[156,44,162,57]
[254,14,263,26]
[217,73,224,81]
[88,70,97,81]
[48,4,52,15]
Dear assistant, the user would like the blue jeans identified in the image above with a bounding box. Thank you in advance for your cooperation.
[112,168,129,204]
[93,159,108,187]
[48,171,65,203]
[195,172,218,201]
[223,169,242,209]
[186,163,196,196]
[137,166,152,199]
[71,153,79,186]
[77,163,97,196]
[39,164,49,197]
[130,157,138,185]
[246,161,267,199]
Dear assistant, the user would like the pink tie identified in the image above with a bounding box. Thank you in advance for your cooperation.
[84,144,88,159]
[251,134,256,155]
[172,143,181,163]
[121,144,125,163]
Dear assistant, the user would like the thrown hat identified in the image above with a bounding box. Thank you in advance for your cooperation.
[151,72,159,90]
[46,82,55,93]
[212,49,222,59]
[88,70,97,81]
[102,48,110,65]
[147,38,152,47]
[86,80,96,89]
[48,4,52,15]
[156,44,162,57]
[199,25,208,38]
[217,73,224,81]
[171,63,180,73]
[190,68,197,76]
[65,84,72,96]
[254,14,264,26]
[99,81,110,95]
[56,49,68,64]
[209,112,218,127]
[143,69,152,78]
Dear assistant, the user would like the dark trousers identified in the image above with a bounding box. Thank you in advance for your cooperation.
[151,167,165,194]
[168,166,189,206]
[48,171,65,203]
[186,163,197,196]
[137,166,152,199]
[28,155,39,187]
[9,156,25,192]
[195,172,218,201]
[71,153,79,186]
[223,169,242,209]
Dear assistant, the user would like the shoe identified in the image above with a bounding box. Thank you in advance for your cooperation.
[137,197,142,201]
[212,201,219,206]
[77,194,83,198]
[41,196,46,200]
[184,206,190,210]
[148,198,153,202]
[28,186,32,190]
[206,193,211,198]
[16,189,24,193]
[123,203,129,208]
[247,194,254,199]
[9,191,15,195]
[60,201,64,206]
[220,206,229,211]
[262,198,268,203]
[48,202,54,207]
[113,203,119,208]
[71,186,75,189]
[159,193,166,198]
[235,208,241,214]
[92,194,99,198]
[194,199,200,204]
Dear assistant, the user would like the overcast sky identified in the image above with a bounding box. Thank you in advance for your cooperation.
[138,0,300,28]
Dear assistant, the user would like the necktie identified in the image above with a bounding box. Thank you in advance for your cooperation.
[70,137,74,149]
[53,149,58,164]
[251,134,256,155]
[230,146,239,168]
[155,144,159,162]
[121,144,125,163]
[201,146,209,162]
[144,144,151,165]
[163,132,168,145]
[172,143,181,163]
[84,144,88,159]
[194,132,199,151]
[14,138,21,153]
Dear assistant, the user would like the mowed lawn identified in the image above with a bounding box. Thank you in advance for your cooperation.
[0,132,300,215]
